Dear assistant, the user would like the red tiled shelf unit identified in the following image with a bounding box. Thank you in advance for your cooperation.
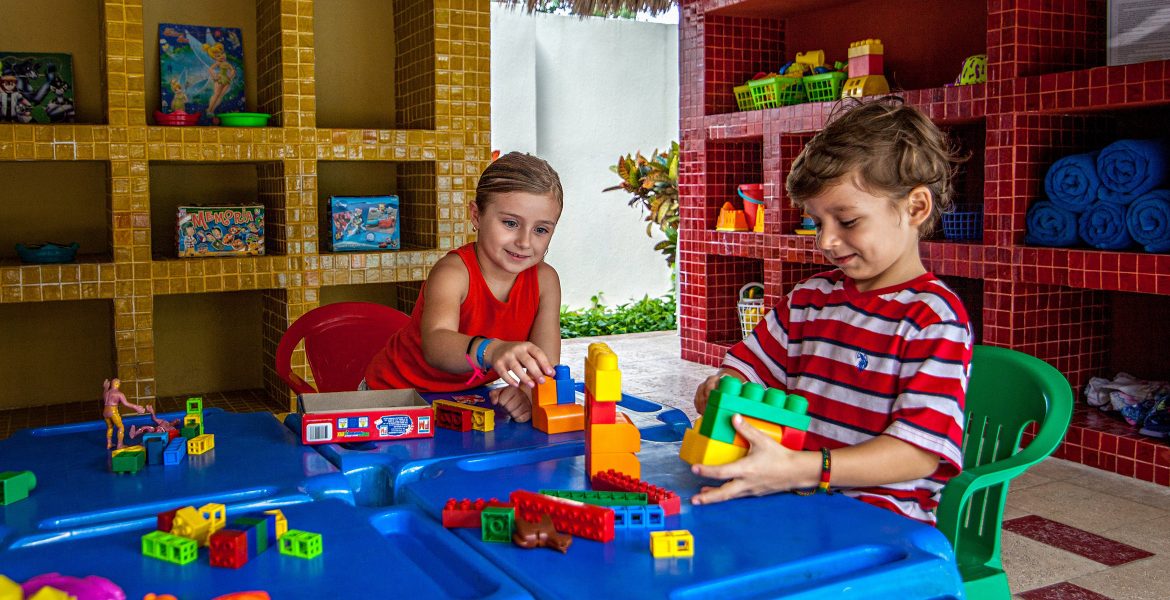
[678,0,1170,486]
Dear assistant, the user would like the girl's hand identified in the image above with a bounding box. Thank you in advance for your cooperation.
[690,414,818,505]
[489,385,532,422]
[693,375,722,414]
[484,341,555,388]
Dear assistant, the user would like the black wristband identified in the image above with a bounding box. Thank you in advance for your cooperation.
[466,335,482,357]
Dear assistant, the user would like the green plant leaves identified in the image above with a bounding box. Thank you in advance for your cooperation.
[604,142,681,267]
[559,293,677,339]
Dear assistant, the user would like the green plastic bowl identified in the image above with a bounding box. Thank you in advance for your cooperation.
[217,112,270,127]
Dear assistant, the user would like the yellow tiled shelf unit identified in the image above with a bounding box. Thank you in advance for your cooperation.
[0,0,489,412]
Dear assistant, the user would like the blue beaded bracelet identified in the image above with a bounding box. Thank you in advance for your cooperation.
[475,337,495,370]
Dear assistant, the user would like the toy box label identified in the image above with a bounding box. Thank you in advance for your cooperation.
[327,195,400,251]
[178,205,264,257]
[378,415,415,437]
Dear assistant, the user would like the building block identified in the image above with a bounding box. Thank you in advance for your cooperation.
[163,437,188,465]
[142,530,198,565]
[679,427,748,466]
[110,446,146,474]
[181,425,202,439]
[591,469,681,516]
[264,509,288,539]
[186,397,203,414]
[144,435,167,465]
[539,490,648,506]
[230,515,273,555]
[200,503,227,536]
[511,490,615,542]
[732,415,808,451]
[699,378,809,444]
[650,530,693,558]
[584,390,616,424]
[0,470,36,505]
[613,505,665,529]
[434,401,473,431]
[585,343,622,401]
[585,417,640,454]
[0,575,20,599]
[554,364,575,405]
[585,451,641,480]
[158,507,180,532]
[210,529,249,569]
[433,399,495,432]
[171,506,212,545]
[481,506,515,543]
[279,529,323,559]
[533,377,558,407]
[442,497,512,528]
[187,433,215,455]
[533,403,584,434]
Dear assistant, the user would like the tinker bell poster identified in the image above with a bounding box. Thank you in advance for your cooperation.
[158,23,244,125]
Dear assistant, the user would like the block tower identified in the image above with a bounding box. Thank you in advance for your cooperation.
[584,343,640,478]
[841,38,890,98]
[679,377,810,466]
[533,364,585,434]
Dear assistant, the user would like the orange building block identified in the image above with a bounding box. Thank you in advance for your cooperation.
[533,378,558,407]
[730,415,807,451]
[586,451,641,479]
[586,414,640,454]
[533,403,584,434]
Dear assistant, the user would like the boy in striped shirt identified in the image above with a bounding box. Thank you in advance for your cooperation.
[691,98,973,524]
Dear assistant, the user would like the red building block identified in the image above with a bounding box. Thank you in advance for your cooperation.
[591,469,681,516]
[157,508,180,532]
[435,403,473,432]
[510,490,614,542]
[209,529,249,569]
[442,497,512,528]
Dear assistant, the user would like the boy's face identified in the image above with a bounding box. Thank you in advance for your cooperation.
[470,191,560,278]
[804,174,929,292]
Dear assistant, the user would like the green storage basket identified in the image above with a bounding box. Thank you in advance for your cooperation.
[733,84,755,111]
[803,72,846,103]
[747,76,805,108]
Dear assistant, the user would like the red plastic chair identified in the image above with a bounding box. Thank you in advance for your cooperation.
[275,302,411,395]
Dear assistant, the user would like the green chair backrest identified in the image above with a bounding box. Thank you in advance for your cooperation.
[937,345,1073,598]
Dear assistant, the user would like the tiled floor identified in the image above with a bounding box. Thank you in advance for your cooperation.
[3,331,1168,598]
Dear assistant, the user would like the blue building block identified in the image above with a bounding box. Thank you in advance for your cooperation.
[554,364,576,405]
[163,437,188,466]
[613,505,665,529]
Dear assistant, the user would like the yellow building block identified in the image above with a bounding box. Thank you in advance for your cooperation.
[433,399,496,432]
[265,508,288,538]
[171,506,213,546]
[533,403,584,434]
[585,342,622,401]
[586,451,641,479]
[111,444,144,456]
[199,502,226,536]
[650,530,694,558]
[183,413,202,428]
[187,433,215,455]
[678,427,747,466]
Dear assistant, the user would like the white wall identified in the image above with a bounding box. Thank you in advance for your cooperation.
[491,6,679,309]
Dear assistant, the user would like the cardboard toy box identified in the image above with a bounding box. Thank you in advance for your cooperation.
[177,205,265,257]
[297,389,433,445]
[325,195,400,251]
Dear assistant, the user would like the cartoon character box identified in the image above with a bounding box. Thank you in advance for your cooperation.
[298,389,434,445]
[326,195,401,252]
[177,205,265,257]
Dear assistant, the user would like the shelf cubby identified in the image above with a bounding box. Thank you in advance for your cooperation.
[153,289,267,397]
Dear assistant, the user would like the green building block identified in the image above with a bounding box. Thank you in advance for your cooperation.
[142,530,198,565]
[280,529,323,559]
[0,470,37,505]
[181,424,204,439]
[111,448,146,474]
[481,506,514,543]
[539,489,648,506]
[699,377,811,444]
[186,397,203,414]
[232,516,270,553]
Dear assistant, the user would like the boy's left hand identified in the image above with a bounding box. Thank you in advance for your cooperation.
[690,414,817,505]
[489,385,532,423]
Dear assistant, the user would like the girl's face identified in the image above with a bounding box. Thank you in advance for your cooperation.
[804,174,930,292]
[470,191,561,278]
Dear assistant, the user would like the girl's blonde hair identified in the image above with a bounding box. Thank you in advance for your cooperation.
[786,97,963,236]
[475,152,563,211]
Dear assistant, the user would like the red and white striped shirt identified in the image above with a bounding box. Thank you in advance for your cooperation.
[723,270,972,524]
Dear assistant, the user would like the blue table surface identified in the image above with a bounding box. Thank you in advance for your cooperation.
[285,385,692,505]
[400,442,965,600]
[0,409,344,550]
[1,499,533,600]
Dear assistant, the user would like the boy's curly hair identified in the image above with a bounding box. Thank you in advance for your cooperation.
[476,151,564,211]
[786,97,964,236]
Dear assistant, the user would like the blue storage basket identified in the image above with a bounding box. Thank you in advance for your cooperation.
[942,212,983,241]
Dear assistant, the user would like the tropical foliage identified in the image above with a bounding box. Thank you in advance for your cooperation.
[604,141,680,267]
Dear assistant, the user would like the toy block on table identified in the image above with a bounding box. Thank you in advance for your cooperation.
[613,505,665,529]
[585,343,622,401]
[157,508,180,532]
[110,445,146,474]
[0,470,37,505]
[433,401,473,431]
[187,433,215,455]
[539,490,648,506]
[650,530,693,558]
[432,399,495,432]
[481,506,515,543]
[264,509,288,538]
[186,397,204,414]
[279,529,323,559]
[510,490,615,543]
[163,437,188,465]
[554,364,576,405]
[591,469,681,516]
[585,450,641,480]
[442,497,512,528]
[585,412,640,454]
[584,390,616,424]
[143,432,168,465]
[210,529,249,569]
[142,530,198,565]
[533,403,584,434]
[199,503,227,536]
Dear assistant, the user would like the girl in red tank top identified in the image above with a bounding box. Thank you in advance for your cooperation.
[364,153,564,422]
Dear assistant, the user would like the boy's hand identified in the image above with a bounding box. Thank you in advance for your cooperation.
[489,385,532,423]
[485,341,555,388]
[690,414,818,505]
[693,375,722,414]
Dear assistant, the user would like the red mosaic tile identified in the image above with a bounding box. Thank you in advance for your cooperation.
[1018,582,1115,600]
[1004,515,1154,567]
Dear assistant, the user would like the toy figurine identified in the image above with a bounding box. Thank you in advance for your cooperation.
[102,378,145,449]
[129,404,182,439]
[513,514,572,553]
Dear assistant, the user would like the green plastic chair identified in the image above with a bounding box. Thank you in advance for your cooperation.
[937,345,1074,600]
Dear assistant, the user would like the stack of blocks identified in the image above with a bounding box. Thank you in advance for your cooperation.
[432,399,495,432]
[532,364,584,434]
[842,38,890,98]
[583,343,640,479]
[144,504,317,569]
[679,376,810,466]
[118,397,212,472]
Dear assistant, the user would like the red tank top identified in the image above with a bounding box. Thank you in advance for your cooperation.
[363,243,542,392]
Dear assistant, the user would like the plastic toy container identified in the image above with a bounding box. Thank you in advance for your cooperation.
[942,211,983,241]
[737,281,766,339]
[217,112,271,127]
[733,84,755,111]
[803,72,846,102]
[747,76,805,108]
[15,242,79,264]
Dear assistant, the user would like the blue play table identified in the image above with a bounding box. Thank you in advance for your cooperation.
[399,442,966,599]
[285,385,691,505]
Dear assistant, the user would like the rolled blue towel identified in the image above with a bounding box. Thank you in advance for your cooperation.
[1044,152,1100,212]
[1078,202,1133,250]
[1096,139,1170,203]
[1025,200,1079,247]
[1126,189,1170,253]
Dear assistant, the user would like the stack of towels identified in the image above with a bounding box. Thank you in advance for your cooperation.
[1027,139,1170,252]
